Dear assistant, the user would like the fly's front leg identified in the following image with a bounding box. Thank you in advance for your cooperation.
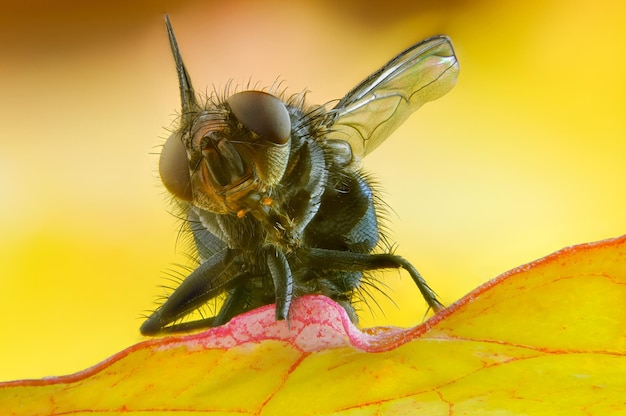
[265,246,294,321]
[146,286,249,334]
[141,249,249,335]
[302,247,444,313]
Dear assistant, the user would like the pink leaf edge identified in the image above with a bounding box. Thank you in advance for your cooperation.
[162,294,437,353]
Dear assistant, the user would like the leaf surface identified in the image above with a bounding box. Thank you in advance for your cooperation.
[1,235,625,415]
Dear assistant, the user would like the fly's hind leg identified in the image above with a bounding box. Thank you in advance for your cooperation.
[302,247,444,313]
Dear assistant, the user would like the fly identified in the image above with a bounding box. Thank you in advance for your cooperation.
[140,15,459,335]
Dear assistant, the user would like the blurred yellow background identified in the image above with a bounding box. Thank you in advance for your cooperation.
[1,0,624,381]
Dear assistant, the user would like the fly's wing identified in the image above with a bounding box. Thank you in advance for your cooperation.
[325,36,459,157]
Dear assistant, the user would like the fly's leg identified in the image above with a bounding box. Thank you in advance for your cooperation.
[302,247,444,313]
[265,246,294,321]
[145,286,249,334]
[140,249,249,335]
[212,286,249,326]
[148,314,219,334]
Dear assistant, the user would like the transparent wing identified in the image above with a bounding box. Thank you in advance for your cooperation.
[325,35,459,157]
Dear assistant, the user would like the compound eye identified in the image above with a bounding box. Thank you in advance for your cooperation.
[159,132,193,201]
[227,91,291,144]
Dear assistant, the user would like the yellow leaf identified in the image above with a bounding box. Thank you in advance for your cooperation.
[1,235,625,415]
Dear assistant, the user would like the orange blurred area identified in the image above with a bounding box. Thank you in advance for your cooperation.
[1,0,625,380]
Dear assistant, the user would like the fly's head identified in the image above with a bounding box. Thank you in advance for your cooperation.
[159,17,292,217]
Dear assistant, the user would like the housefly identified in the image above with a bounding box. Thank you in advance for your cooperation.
[140,15,459,335]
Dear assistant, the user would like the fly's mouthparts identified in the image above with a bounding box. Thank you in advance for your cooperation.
[202,150,231,187]
[202,142,247,188]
